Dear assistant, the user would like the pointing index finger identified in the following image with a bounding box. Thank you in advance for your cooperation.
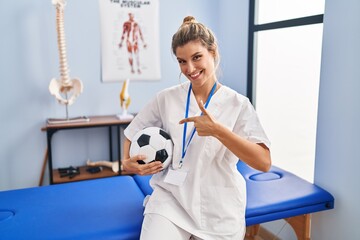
[179,116,197,124]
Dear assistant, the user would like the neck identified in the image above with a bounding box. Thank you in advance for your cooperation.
[192,81,218,104]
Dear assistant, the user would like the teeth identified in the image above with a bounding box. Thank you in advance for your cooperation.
[190,72,200,78]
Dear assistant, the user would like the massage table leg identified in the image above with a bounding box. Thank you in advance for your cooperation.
[245,214,311,240]
[285,214,311,240]
[245,224,260,240]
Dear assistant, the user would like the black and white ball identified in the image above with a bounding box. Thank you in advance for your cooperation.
[130,127,173,169]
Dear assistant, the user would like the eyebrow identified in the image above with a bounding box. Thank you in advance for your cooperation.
[176,51,202,61]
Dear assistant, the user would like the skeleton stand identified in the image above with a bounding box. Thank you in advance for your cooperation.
[48,0,88,124]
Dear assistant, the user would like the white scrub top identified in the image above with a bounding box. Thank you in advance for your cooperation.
[124,82,270,239]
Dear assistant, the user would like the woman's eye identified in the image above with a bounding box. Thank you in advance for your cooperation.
[193,55,201,61]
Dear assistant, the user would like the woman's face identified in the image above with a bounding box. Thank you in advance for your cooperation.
[175,40,216,88]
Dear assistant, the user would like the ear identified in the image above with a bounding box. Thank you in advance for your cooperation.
[212,51,219,63]
[211,43,218,60]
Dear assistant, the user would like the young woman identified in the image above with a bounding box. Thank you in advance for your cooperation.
[122,16,271,240]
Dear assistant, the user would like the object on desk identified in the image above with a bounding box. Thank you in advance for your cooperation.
[117,79,134,120]
[48,0,85,122]
[58,166,80,179]
[87,159,120,173]
[86,166,103,174]
[47,116,89,124]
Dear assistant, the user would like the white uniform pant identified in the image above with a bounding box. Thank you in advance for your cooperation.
[140,213,202,240]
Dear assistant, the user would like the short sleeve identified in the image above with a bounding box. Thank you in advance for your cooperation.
[234,98,271,148]
[124,94,163,141]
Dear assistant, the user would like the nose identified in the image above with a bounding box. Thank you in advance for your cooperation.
[185,62,196,74]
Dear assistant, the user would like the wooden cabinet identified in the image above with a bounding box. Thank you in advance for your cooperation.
[42,115,132,184]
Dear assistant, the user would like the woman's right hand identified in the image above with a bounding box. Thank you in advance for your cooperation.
[121,154,163,175]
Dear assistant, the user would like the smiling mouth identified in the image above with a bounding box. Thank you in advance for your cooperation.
[189,70,203,79]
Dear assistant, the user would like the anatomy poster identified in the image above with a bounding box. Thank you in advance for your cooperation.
[99,0,160,82]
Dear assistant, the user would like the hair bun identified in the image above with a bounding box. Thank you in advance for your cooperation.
[183,16,196,24]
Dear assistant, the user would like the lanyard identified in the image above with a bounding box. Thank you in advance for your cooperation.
[179,82,217,168]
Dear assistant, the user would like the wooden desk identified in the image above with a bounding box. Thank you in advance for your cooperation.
[42,115,132,184]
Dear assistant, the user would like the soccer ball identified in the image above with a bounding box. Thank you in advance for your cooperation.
[129,127,173,169]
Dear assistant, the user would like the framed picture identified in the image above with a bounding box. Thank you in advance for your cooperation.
[99,0,161,82]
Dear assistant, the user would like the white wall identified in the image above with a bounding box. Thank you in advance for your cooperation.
[217,0,249,95]
[0,0,248,190]
[262,1,360,239]
[312,0,360,239]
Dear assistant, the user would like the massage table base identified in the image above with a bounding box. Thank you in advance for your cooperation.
[245,214,311,240]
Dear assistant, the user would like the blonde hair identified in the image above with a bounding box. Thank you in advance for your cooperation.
[171,16,220,65]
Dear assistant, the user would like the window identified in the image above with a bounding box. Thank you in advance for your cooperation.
[248,0,325,182]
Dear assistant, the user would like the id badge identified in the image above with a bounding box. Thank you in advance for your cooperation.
[164,168,188,187]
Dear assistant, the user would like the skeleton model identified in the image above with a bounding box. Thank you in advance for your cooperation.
[117,78,134,120]
[49,0,83,120]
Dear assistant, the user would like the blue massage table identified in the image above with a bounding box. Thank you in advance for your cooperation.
[237,161,334,239]
[132,162,334,240]
[0,162,334,240]
[0,176,145,240]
